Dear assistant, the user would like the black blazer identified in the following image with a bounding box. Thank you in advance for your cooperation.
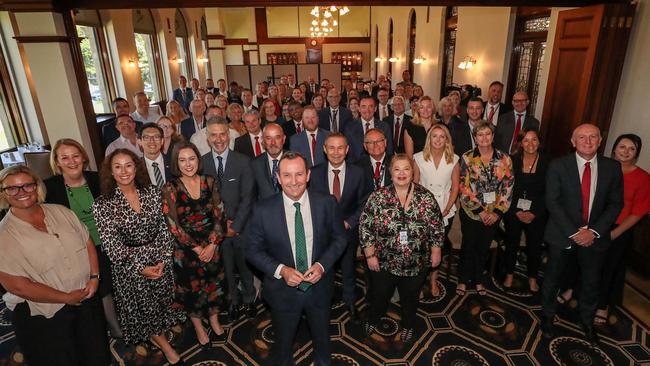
[448,118,474,156]
[308,163,371,228]
[141,156,173,185]
[201,150,254,233]
[234,133,260,159]
[356,153,393,190]
[101,118,144,148]
[282,119,298,149]
[383,114,411,154]
[44,171,101,208]
[344,119,394,162]
[482,101,513,123]
[318,106,353,133]
[246,190,347,312]
[494,111,540,153]
[180,117,205,140]
[374,104,393,121]
[507,152,549,218]
[544,154,624,249]
[251,152,282,201]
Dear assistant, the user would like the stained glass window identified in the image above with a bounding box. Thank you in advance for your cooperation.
[444,30,456,88]
[524,17,550,32]
[529,43,546,114]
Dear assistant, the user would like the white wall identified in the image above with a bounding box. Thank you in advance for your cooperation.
[606,0,650,170]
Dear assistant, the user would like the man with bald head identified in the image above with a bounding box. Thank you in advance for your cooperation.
[251,123,286,201]
[541,123,623,345]
[180,99,207,140]
[494,91,540,154]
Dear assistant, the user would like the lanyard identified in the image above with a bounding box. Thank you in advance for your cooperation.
[527,153,539,174]
[394,183,413,225]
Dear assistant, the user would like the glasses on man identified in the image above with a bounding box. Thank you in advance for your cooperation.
[141,135,162,142]
[2,182,38,196]
[364,139,386,146]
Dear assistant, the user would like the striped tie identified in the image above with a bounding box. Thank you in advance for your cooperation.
[152,162,164,188]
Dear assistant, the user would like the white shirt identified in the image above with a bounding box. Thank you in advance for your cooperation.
[329,107,340,131]
[267,151,283,176]
[360,118,375,133]
[484,102,501,125]
[273,191,316,278]
[144,154,166,186]
[243,104,256,113]
[327,162,346,196]
[130,107,161,123]
[248,132,265,155]
[370,154,387,187]
[306,129,319,161]
[379,103,390,120]
[105,136,143,157]
[576,152,598,222]
[467,120,480,149]
[191,127,238,156]
[393,113,405,142]
[192,116,206,132]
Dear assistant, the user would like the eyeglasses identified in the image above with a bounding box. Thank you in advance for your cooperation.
[512,99,528,103]
[141,135,162,142]
[364,139,386,145]
[2,182,38,196]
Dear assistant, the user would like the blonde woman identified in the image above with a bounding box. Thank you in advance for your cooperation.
[156,116,183,168]
[437,97,461,126]
[414,124,460,297]
[166,100,188,134]
[215,94,229,111]
[226,103,247,135]
[404,96,437,158]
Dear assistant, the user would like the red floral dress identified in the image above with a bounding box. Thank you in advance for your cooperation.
[162,175,226,317]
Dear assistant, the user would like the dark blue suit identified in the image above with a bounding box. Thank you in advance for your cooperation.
[289,129,330,167]
[309,163,371,305]
[344,119,393,162]
[179,116,205,141]
[172,87,193,111]
[318,106,353,133]
[247,190,347,366]
[251,152,282,201]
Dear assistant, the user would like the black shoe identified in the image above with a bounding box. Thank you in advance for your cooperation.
[348,304,360,324]
[581,323,599,345]
[169,358,185,366]
[227,304,240,324]
[244,303,257,319]
[541,317,554,339]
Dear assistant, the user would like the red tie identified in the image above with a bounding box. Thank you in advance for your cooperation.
[332,169,341,202]
[581,162,591,224]
[488,106,495,124]
[393,116,401,147]
[296,122,302,133]
[510,114,522,154]
[374,161,381,180]
[310,133,317,164]
[383,106,388,119]
[254,136,262,157]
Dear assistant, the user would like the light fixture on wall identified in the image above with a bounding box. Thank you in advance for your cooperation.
[310,5,350,38]
[171,56,184,64]
[388,56,400,63]
[374,56,385,62]
[458,56,477,70]
[128,58,136,68]
[413,56,426,64]
[198,57,209,63]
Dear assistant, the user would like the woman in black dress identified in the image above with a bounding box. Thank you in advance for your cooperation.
[404,96,437,158]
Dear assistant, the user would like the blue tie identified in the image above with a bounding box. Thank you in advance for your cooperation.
[271,159,279,192]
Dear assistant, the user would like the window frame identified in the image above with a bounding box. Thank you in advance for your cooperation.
[440,6,458,98]
[0,38,26,150]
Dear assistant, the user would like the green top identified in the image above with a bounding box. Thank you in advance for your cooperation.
[66,185,101,247]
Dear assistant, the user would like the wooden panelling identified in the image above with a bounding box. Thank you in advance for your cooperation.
[14,36,70,43]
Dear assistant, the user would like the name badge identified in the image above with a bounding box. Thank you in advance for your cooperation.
[483,191,496,204]
[399,231,409,245]
[517,198,532,211]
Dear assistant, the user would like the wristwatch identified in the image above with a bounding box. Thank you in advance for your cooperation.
[89,274,100,281]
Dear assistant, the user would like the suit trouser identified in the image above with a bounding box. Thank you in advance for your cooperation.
[270,293,332,366]
[598,227,631,309]
[367,270,427,329]
[459,210,499,285]
[541,243,607,326]
[503,212,545,277]
[341,228,358,305]
[12,296,110,366]
[222,235,256,305]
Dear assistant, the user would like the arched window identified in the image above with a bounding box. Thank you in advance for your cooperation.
[201,16,210,79]
[175,9,191,79]
[133,9,164,102]
[407,10,416,81]
[388,19,393,77]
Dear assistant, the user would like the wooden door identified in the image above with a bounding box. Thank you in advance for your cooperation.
[541,4,636,157]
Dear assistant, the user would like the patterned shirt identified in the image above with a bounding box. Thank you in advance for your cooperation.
[459,147,514,220]
[359,183,444,276]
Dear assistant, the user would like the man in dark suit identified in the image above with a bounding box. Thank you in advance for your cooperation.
[205,78,217,95]
[282,101,303,149]
[101,97,144,148]
[541,123,624,345]
[241,89,259,114]
[215,78,230,100]
[180,99,207,140]
[384,95,410,154]
[138,123,172,186]
[251,123,285,201]
[172,75,193,112]
[494,91,540,154]
[234,111,265,159]
[290,106,330,167]
[202,116,257,321]
[247,151,347,366]
[309,133,372,321]
[374,88,393,121]
[356,128,393,191]
[345,96,393,161]
[449,97,484,156]
[319,88,353,133]
[482,81,512,126]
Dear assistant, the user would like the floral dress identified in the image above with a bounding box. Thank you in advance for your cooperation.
[162,175,226,317]
[93,185,185,344]
[359,183,445,276]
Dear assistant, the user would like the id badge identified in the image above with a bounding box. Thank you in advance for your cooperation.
[483,191,496,204]
[517,198,532,211]
[399,231,409,245]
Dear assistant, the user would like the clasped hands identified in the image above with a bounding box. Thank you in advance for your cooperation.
[192,243,217,262]
[280,264,323,287]
[572,227,596,247]
[141,261,165,280]
[515,210,536,224]
[479,210,499,226]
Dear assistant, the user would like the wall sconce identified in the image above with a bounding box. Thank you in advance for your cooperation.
[388,56,400,63]
[171,56,184,64]
[198,57,209,64]
[128,58,136,68]
[413,56,426,64]
[458,56,477,70]
[374,56,385,62]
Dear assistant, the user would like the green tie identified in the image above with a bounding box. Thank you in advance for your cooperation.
[293,202,311,291]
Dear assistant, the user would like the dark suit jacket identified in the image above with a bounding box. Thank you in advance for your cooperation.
[201,150,254,234]
[251,152,283,201]
[246,190,347,311]
[101,118,144,148]
[309,163,371,228]
[180,117,205,141]
[318,106,353,133]
[544,154,624,249]
[344,119,394,162]
[355,153,393,190]
[494,111,540,153]
[205,87,218,95]
[44,171,101,207]
[172,87,193,111]
[482,101,513,123]
[234,133,262,159]
[242,105,259,114]
[448,118,475,156]
[374,104,393,121]
[289,128,331,167]
[141,156,173,184]
[282,119,298,150]
[383,114,411,154]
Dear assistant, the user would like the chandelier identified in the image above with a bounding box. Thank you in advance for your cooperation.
[309,6,350,38]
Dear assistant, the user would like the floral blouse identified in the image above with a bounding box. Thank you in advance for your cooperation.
[459,147,514,220]
[359,183,445,276]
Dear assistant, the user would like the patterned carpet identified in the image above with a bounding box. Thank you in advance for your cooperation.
[2,254,650,366]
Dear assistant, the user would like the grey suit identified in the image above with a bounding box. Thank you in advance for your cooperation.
[202,149,256,306]
[494,111,540,153]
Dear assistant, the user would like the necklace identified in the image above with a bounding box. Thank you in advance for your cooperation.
[66,183,93,215]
